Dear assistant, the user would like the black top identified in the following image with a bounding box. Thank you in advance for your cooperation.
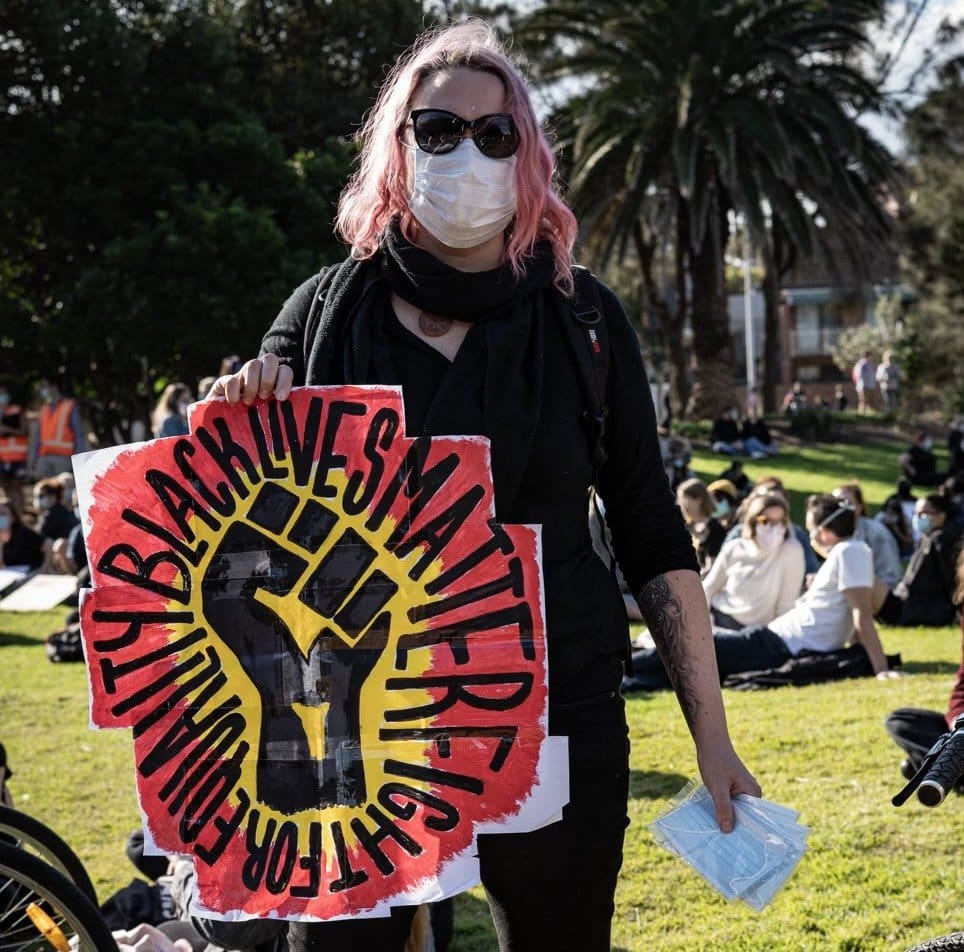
[37,503,79,542]
[710,416,740,444]
[262,266,698,701]
[742,418,771,444]
[899,525,963,626]
[2,522,44,570]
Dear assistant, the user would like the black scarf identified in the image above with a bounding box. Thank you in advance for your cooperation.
[305,223,557,517]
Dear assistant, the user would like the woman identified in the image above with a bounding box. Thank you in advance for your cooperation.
[702,493,805,630]
[707,478,739,531]
[210,21,757,951]
[150,382,191,439]
[0,493,44,571]
[676,477,726,572]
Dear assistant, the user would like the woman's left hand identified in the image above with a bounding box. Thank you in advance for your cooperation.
[696,741,762,834]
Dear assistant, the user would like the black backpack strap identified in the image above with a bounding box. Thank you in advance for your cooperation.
[569,265,610,486]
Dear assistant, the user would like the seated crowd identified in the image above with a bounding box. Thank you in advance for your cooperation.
[614,427,964,693]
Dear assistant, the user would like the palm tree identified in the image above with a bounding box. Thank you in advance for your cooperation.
[519,0,897,417]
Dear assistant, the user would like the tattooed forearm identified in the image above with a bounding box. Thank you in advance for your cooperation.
[637,574,698,732]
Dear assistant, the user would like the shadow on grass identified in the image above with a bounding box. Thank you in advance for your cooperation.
[629,769,689,800]
[897,660,960,676]
[0,631,42,647]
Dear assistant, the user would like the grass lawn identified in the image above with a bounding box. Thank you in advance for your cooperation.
[1,437,960,951]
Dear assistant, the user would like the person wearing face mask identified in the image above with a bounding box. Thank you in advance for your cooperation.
[32,476,79,544]
[876,493,964,627]
[151,382,192,439]
[207,21,759,951]
[900,431,943,488]
[706,479,738,531]
[628,494,897,687]
[701,494,805,630]
[0,494,44,571]
[27,379,87,480]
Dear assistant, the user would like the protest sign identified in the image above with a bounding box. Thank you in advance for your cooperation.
[75,387,566,922]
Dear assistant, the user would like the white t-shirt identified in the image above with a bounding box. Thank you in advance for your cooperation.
[703,535,805,627]
[768,538,873,654]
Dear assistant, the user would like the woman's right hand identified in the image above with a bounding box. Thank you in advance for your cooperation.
[207,354,293,404]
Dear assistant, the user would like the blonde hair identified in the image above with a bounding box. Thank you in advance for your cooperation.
[677,478,714,521]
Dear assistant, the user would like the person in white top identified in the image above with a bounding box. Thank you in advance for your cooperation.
[628,494,898,685]
[703,493,805,629]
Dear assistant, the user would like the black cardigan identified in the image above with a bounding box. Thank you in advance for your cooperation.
[261,267,697,701]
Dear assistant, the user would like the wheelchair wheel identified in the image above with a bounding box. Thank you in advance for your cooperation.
[0,806,97,902]
[0,842,118,951]
[905,934,964,952]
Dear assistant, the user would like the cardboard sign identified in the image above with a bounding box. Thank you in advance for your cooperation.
[75,387,566,922]
[0,573,76,611]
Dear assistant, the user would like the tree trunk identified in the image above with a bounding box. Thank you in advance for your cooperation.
[632,219,687,423]
[761,240,780,415]
[686,186,733,418]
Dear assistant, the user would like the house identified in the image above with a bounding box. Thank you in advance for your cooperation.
[728,235,910,409]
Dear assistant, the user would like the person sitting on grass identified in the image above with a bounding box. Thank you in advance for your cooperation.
[0,492,44,571]
[702,493,805,631]
[741,414,778,458]
[716,458,753,499]
[709,406,743,455]
[885,546,964,791]
[875,494,915,558]
[900,432,942,488]
[833,482,903,589]
[725,476,820,575]
[875,493,964,628]
[676,477,726,573]
[627,494,898,688]
[707,478,739,532]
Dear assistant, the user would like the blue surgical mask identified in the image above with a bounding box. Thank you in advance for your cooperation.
[712,499,730,519]
[913,513,932,535]
[0,515,10,532]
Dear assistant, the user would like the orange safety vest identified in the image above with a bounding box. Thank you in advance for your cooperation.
[38,398,77,456]
[0,405,28,463]
[0,435,28,463]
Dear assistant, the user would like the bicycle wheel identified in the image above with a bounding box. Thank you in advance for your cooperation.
[0,806,97,902]
[905,933,964,952]
[0,842,118,951]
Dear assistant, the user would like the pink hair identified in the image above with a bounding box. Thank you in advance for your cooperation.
[335,20,578,294]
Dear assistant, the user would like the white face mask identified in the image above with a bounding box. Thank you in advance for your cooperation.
[755,524,785,552]
[409,141,517,249]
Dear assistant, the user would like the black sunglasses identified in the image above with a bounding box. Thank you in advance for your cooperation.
[409,108,520,159]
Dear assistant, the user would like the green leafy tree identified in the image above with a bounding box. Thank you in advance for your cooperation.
[519,0,895,417]
[212,0,424,151]
[0,1,356,440]
[898,54,964,416]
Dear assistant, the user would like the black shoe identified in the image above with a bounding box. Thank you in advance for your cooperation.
[900,759,917,781]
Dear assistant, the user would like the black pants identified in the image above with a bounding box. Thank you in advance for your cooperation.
[885,707,949,771]
[289,676,630,952]
[628,625,791,689]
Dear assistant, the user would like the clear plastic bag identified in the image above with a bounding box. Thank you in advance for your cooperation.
[649,781,808,911]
